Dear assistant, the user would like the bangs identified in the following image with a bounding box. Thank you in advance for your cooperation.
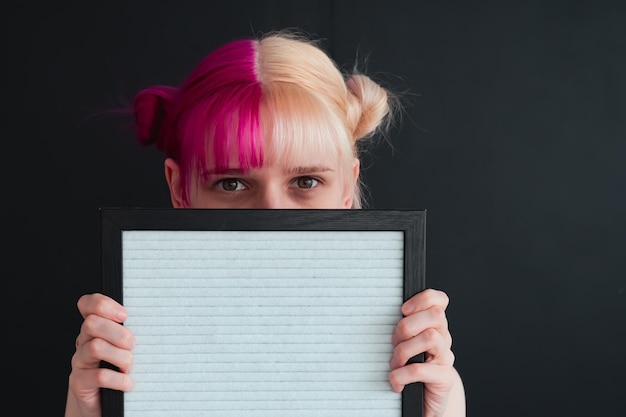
[181,83,263,179]
[261,82,354,167]
[174,39,264,194]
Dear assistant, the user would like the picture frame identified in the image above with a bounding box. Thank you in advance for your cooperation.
[100,208,426,417]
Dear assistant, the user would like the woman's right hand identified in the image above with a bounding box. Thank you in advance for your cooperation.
[65,293,135,417]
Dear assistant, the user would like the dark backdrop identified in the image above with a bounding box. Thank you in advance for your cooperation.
[5,1,625,415]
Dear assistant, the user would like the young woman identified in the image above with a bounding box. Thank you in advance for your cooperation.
[65,30,466,417]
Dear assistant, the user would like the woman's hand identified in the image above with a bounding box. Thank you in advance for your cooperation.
[389,289,465,417]
[65,293,135,417]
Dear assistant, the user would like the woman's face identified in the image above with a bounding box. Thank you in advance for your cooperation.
[165,146,359,209]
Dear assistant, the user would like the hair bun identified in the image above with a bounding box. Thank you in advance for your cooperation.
[345,74,392,141]
[134,86,178,150]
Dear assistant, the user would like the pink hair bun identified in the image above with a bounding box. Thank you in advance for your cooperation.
[134,86,178,151]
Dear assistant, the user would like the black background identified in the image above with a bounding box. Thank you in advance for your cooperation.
[4,1,625,415]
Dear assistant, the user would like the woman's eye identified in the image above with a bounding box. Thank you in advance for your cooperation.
[218,178,245,191]
[294,176,319,189]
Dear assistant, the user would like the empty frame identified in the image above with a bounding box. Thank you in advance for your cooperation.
[101,208,425,417]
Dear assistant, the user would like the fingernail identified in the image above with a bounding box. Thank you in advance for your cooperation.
[115,309,128,322]
[402,302,414,315]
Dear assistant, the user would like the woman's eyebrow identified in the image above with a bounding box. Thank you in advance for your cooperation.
[205,166,335,176]
[288,165,334,174]
[205,168,246,176]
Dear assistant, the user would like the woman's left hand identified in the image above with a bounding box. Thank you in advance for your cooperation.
[389,288,461,417]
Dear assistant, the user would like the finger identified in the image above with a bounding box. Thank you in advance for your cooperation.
[72,337,134,374]
[392,305,450,346]
[69,367,135,394]
[77,293,128,323]
[390,328,455,370]
[401,289,449,317]
[389,362,456,394]
[76,314,135,353]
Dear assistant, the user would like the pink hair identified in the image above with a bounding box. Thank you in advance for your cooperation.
[134,39,263,204]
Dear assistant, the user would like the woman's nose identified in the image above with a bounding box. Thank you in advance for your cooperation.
[255,187,290,209]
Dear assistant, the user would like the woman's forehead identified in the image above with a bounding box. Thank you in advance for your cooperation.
[265,137,341,166]
[211,136,343,172]
[196,102,354,175]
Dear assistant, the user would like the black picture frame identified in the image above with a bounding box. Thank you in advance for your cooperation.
[100,208,426,417]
